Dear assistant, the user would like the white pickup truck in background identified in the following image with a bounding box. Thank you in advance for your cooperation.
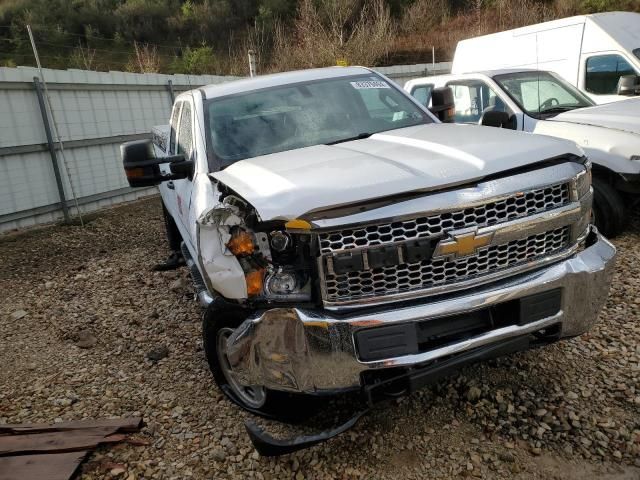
[452,11,640,104]
[406,69,640,236]
[121,66,615,453]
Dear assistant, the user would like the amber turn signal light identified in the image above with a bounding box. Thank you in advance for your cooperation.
[227,230,255,256]
[245,269,264,296]
[125,167,145,178]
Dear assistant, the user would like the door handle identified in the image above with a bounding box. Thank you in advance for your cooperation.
[167,181,175,190]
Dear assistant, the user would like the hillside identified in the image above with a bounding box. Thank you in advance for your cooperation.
[0,0,638,75]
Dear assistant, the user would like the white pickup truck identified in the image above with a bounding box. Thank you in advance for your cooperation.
[121,67,615,452]
[406,69,640,236]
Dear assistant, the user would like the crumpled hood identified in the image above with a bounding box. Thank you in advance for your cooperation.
[551,98,640,135]
[212,123,581,221]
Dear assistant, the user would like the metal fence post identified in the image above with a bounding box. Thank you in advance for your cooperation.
[166,79,175,105]
[248,50,257,77]
[33,77,70,223]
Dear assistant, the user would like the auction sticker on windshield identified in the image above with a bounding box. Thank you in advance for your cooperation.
[350,80,390,89]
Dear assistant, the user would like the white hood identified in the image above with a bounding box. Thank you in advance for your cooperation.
[212,123,581,221]
[550,98,640,135]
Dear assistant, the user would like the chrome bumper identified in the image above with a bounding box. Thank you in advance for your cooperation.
[225,228,616,394]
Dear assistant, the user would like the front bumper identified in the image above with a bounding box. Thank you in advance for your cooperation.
[225,228,616,394]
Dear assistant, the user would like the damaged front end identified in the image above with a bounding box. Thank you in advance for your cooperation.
[191,161,615,455]
[196,192,316,307]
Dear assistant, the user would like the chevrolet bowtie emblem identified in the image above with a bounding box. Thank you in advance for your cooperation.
[433,228,494,260]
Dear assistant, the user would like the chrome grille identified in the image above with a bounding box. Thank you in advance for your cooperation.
[323,227,570,303]
[319,183,570,255]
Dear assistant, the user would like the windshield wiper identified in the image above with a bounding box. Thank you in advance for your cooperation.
[538,106,575,115]
[326,132,372,145]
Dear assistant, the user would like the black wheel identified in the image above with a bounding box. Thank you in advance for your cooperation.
[592,177,625,238]
[202,306,318,422]
[162,203,182,252]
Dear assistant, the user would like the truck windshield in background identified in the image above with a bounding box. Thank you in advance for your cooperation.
[205,75,432,166]
[635,48,640,61]
[494,71,594,119]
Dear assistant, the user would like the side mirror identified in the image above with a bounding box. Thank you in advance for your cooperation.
[617,75,640,96]
[429,87,455,123]
[121,139,191,187]
[481,110,514,129]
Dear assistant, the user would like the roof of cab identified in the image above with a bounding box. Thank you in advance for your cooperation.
[193,66,374,100]
[407,68,545,86]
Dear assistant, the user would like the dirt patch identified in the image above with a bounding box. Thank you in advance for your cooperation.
[1,198,639,479]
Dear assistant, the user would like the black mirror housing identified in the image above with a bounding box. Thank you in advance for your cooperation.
[170,159,195,178]
[617,75,640,96]
[481,110,514,129]
[121,139,187,188]
[429,87,455,123]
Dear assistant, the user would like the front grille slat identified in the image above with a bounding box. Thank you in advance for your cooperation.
[319,183,569,255]
[319,183,573,305]
[324,227,570,302]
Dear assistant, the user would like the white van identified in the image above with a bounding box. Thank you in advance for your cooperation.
[452,11,640,104]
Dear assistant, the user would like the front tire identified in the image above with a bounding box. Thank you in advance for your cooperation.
[202,306,317,422]
[592,178,625,238]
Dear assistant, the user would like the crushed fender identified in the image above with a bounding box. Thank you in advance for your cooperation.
[245,409,368,457]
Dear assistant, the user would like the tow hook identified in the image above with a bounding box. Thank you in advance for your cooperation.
[244,410,368,457]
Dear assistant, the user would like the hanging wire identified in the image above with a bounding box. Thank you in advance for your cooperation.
[25,24,194,51]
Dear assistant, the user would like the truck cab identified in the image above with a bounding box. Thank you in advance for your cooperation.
[406,69,640,236]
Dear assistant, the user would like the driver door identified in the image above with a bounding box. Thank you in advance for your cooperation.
[445,80,515,128]
[173,99,197,252]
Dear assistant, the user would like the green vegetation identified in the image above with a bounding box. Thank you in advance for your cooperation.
[0,0,637,74]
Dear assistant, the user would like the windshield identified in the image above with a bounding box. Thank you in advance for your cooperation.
[634,48,640,61]
[493,71,594,118]
[205,74,431,166]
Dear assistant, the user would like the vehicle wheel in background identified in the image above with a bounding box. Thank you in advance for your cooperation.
[202,306,318,422]
[592,177,625,238]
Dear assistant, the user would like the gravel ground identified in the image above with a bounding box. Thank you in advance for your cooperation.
[1,196,639,480]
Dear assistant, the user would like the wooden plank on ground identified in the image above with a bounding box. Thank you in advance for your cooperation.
[0,417,142,435]
[0,451,87,480]
[0,428,126,456]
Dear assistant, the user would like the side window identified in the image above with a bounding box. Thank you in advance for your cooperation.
[585,54,636,95]
[447,81,509,123]
[410,84,434,108]
[169,102,181,154]
[177,102,193,159]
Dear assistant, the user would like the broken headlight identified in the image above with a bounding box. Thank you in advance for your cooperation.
[259,230,312,302]
[264,269,311,301]
[228,225,312,302]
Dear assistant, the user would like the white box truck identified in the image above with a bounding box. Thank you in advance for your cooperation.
[452,11,640,104]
